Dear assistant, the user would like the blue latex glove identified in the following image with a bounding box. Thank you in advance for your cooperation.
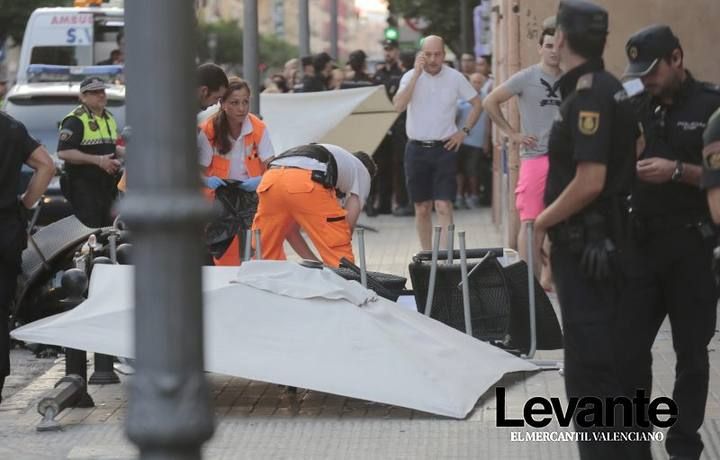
[204,176,226,190]
[239,176,262,192]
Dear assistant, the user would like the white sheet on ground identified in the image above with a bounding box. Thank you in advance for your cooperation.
[12,261,537,418]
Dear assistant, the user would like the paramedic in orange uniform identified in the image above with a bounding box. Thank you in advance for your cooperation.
[252,143,376,267]
[198,77,275,265]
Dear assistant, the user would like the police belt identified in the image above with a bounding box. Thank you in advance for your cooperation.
[547,220,586,252]
[633,213,712,235]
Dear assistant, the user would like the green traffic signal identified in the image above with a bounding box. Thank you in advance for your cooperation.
[384,27,399,41]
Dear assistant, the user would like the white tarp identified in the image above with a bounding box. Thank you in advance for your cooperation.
[12,262,537,419]
[198,86,398,155]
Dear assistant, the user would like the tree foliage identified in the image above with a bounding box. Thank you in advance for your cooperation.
[0,0,73,44]
[387,0,465,55]
[197,20,298,72]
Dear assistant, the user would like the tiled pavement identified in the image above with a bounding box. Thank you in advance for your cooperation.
[1,208,719,459]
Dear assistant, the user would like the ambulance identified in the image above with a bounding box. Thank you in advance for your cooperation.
[15,0,124,84]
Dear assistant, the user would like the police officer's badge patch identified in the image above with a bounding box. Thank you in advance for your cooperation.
[579,111,600,135]
[628,46,638,60]
[59,129,73,142]
[88,121,99,131]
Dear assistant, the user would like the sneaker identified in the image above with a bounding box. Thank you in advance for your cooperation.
[392,205,414,217]
[467,194,480,209]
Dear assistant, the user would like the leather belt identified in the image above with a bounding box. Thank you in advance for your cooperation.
[409,139,444,148]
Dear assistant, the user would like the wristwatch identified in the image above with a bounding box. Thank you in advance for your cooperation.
[671,160,684,182]
[462,126,471,135]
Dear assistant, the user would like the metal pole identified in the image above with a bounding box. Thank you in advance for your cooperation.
[523,222,538,359]
[329,0,339,60]
[243,229,252,261]
[446,224,455,265]
[253,228,262,260]
[299,0,311,58]
[356,227,367,288]
[424,226,442,316]
[458,232,473,336]
[243,0,260,114]
[460,0,470,54]
[123,0,214,458]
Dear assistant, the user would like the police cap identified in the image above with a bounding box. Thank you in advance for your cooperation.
[80,76,108,93]
[556,0,608,36]
[623,25,681,78]
[381,39,399,50]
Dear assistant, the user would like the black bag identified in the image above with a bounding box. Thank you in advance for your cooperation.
[205,182,258,259]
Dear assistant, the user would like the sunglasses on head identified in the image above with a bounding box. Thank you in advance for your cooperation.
[84,89,106,95]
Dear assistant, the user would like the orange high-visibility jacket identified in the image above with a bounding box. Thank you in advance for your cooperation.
[200,113,267,199]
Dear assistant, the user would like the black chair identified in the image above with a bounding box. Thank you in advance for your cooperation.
[408,249,562,355]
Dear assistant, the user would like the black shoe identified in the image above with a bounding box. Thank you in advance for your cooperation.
[365,205,378,217]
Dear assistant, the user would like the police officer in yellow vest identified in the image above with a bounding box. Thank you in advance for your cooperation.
[58,77,124,227]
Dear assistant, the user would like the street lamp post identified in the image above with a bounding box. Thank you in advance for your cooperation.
[243,0,260,114]
[123,0,214,458]
[460,0,470,54]
[299,0,310,58]
[330,0,338,60]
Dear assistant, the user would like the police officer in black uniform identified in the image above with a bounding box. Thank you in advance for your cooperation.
[624,25,720,460]
[534,2,649,458]
[58,77,124,228]
[703,108,720,224]
[0,113,54,403]
[369,39,411,216]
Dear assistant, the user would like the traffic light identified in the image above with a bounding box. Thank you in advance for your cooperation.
[384,26,399,41]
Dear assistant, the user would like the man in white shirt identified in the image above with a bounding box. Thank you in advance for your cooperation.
[393,35,483,250]
[252,143,375,267]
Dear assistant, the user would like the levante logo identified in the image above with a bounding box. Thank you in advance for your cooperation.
[495,388,678,428]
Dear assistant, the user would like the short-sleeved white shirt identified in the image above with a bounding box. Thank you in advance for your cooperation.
[399,65,479,141]
[198,119,275,180]
[270,143,372,208]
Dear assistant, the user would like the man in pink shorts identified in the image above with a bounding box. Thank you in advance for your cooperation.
[483,24,561,286]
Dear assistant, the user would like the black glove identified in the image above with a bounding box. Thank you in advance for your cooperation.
[580,237,616,281]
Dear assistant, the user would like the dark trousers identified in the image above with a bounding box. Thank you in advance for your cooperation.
[64,175,116,228]
[0,215,26,384]
[638,226,718,459]
[369,134,394,212]
[551,244,653,460]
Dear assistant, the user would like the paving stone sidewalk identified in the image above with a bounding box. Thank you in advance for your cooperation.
[1,209,719,459]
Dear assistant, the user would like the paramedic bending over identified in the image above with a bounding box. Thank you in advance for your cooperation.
[197,77,275,265]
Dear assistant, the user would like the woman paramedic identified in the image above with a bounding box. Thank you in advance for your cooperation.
[198,77,274,265]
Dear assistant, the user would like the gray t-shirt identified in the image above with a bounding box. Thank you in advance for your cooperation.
[503,64,561,158]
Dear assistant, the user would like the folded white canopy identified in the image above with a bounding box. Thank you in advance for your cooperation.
[198,86,398,155]
[12,261,537,418]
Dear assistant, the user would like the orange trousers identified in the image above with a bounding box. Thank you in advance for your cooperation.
[213,234,241,266]
[252,167,353,268]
